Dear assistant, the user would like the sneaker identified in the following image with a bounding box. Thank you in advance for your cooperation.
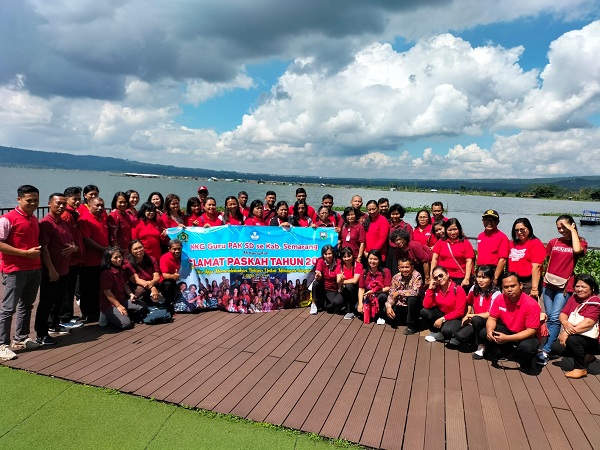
[376,318,386,325]
[59,321,84,329]
[48,325,70,335]
[536,351,549,366]
[424,332,444,342]
[0,344,17,361]
[98,312,108,327]
[310,303,318,315]
[448,338,460,346]
[11,338,41,350]
[403,327,417,336]
[35,335,57,346]
[472,345,485,360]
[343,312,355,320]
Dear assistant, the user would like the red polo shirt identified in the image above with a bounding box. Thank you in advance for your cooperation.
[432,239,475,279]
[79,213,109,267]
[423,281,467,320]
[342,261,363,281]
[315,258,341,291]
[132,220,163,261]
[245,217,267,226]
[108,209,133,252]
[508,238,546,277]
[489,292,541,333]
[99,266,126,312]
[476,229,510,266]
[412,224,436,248]
[124,256,159,282]
[159,252,181,282]
[61,206,85,266]
[466,288,501,315]
[39,214,73,276]
[364,214,390,260]
[0,207,41,273]
[340,223,366,259]
[359,268,392,291]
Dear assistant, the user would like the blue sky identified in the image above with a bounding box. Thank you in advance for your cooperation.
[1,1,599,179]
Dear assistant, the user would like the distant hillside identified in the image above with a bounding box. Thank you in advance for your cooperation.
[1,145,599,192]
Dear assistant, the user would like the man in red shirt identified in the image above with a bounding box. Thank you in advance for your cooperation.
[288,188,316,221]
[321,194,343,231]
[159,239,182,312]
[430,201,447,224]
[477,209,510,285]
[79,197,109,322]
[263,191,277,223]
[35,193,79,345]
[0,185,42,359]
[485,272,541,372]
[237,191,250,217]
[197,186,209,214]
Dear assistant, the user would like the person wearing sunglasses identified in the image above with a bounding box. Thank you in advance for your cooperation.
[508,218,545,298]
[420,266,466,343]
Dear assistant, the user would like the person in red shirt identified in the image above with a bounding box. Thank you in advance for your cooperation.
[184,197,203,227]
[159,239,183,307]
[431,218,474,292]
[386,204,414,273]
[412,209,436,249]
[538,215,587,366]
[132,202,165,260]
[320,195,343,231]
[339,207,365,260]
[362,200,390,264]
[221,196,245,225]
[35,193,78,345]
[79,196,110,322]
[269,201,291,228]
[357,249,391,324]
[200,197,224,227]
[310,245,343,315]
[350,195,365,224]
[60,186,86,325]
[125,190,140,228]
[288,200,313,227]
[421,265,467,343]
[107,191,133,254]
[454,265,501,358]
[508,218,546,297]
[159,194,185,229]
[477,209,510,285]
[430,201,447,224]
[147,192,164,218]
[551,274,600,378]
[378,198,390,219]
[337,246,363,320]
[390,229,432,282]
[0,185,42,357]
[288,188,316,222]
[486,272,541,371]
[125,240,163,307]
[197,186,209,214]
[237,191,250,218]
[99,247,146,330]
[245,200,268,226]
[78,185,99,219]
[263,191,277,223]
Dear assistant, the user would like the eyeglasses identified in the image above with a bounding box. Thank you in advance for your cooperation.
[433,273,445,280]
[514,228,528,233]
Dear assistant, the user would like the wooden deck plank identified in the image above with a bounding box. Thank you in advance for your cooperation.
[361,377,395,449]
[546,361,595,414]
[443,347,461,392]
[380,335,418,450]
[553,409,593,450]
[479,394,509,450]
[459,352,489,450]
[319,371,363,439]
[402,338,431,450]
[574,412,600,450]
[534,405,572,450]
[424,342,446,450]
[445,389,468,450]
[351,323,384,374]
[381,329,405,380]
[514,401,551,450]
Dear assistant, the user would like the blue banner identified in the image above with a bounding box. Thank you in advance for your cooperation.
[166,225,338,313]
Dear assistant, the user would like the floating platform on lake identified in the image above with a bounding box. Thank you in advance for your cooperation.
[580,210,600,226]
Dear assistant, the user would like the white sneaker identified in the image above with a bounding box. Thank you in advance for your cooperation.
[310,303,318,315]
[376,318,386,325]
[11,338,40,350]
[343,313,355,320]
[0,344,17,361]
[424,332,444,342]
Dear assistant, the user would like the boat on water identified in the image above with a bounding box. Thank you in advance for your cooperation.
[580,210,600,226]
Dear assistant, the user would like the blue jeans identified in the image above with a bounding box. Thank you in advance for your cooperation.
[542,286,570,353]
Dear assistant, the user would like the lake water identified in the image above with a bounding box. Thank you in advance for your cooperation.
[1,166,599,247]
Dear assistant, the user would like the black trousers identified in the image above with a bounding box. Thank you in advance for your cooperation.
[79,265,101,322]
[35,270,68,337]
[455,315,487,345]
[379,295,422,328]
[340,284,358,314]
[312,279,344,313]
[419,307,461,339]
[59,264,80,321]
[481,320,539,367]
[551,334,599,369]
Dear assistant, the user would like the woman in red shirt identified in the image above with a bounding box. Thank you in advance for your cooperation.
[288,200,313,227]
[508,218,546,297]
[421,265,467,343]
[269,201,291,228]
[200,197,224,227]
[125,239,163,307]
[340,207,365,261]
[107,191,133,254]
[184,197,203,227]
[126,190,140,228]
[132,202,164,260]
[551,273,600,378]
[221,196,245,225]
[147,192,164,218]
[245,200,267,226]
[412,209,436,249]
[337,246,363,320]
[159,194,185,229]
[431,218,474,292]
[362,200,390,264]
[357,249,391,324]
[539,215,587,365]
[310,244,343,315]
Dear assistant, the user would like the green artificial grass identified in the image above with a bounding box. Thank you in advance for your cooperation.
[0,366,360,449]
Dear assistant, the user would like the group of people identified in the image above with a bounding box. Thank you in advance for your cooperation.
[0,184,598,379]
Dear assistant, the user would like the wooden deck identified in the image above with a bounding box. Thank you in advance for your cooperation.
[3,307,600,449]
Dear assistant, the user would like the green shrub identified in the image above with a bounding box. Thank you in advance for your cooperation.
[575,249,600,280]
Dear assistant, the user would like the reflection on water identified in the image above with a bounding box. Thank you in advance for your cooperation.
[1,166,599,246]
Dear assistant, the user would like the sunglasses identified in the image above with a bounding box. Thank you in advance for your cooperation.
[433,273,445,280]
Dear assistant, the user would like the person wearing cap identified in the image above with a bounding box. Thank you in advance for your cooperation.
[477,209,510,285]
[197,186,209,214]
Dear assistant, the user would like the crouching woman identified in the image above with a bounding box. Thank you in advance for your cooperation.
[99,247,147,329]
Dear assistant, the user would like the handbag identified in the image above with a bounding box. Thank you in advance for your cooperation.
[566,301,600,339]
[543,272,569,289]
